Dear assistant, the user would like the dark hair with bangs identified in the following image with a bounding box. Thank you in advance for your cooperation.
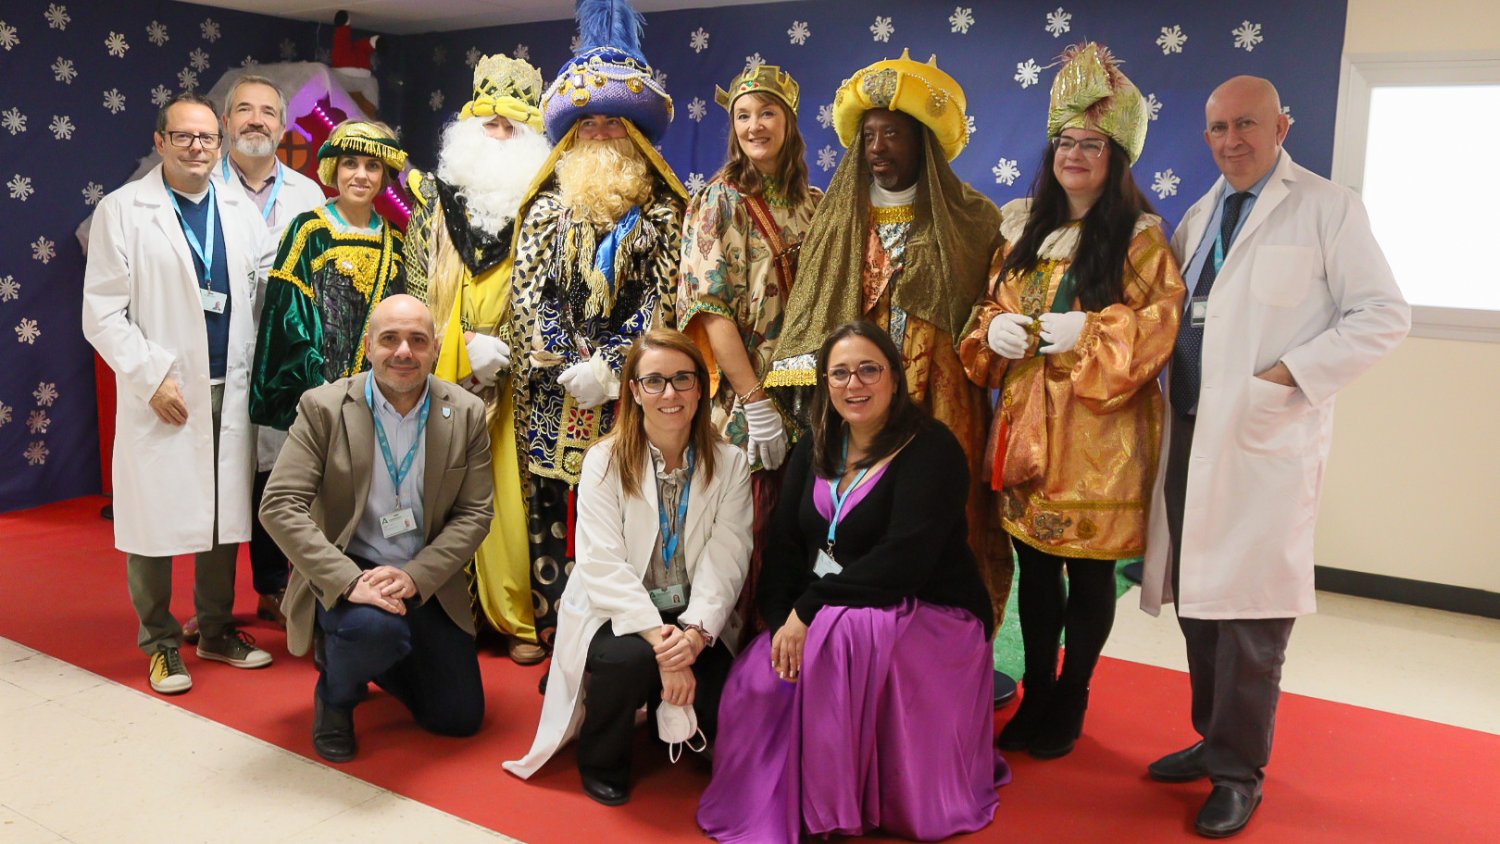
[808,321,927,480]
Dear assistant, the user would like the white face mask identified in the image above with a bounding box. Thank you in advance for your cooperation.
[656,701,707,762]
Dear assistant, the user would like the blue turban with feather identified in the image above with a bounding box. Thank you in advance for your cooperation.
[541,0,674,144]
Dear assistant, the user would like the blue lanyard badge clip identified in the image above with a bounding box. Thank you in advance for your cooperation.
[365,375,431,538]
[223,157,285,224]
[657,448,696,570]
[166,174,228,314]
[816,440,868,578]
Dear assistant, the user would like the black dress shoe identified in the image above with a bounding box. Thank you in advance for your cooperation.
[1149,741,1209,782]
[1195,785,1260,838]
[313,689,357,763]
[581,774,629,807]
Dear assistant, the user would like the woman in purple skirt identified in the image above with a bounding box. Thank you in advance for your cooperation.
[699,321,1008,842]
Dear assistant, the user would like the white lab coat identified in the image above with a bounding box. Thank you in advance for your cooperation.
[82,164,275,556]
[212,158,328,471]
[504,438,752,779]
[1140,153,1410,620]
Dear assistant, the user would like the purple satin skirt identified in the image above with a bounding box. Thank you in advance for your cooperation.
[698,599,1009,843]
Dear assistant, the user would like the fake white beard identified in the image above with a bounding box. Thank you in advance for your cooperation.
[436,118,553,237]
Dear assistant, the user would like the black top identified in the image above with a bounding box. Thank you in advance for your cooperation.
[758,419,996,638]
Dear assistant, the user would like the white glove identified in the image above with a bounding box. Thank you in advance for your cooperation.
[1038,311,1087,355]
[742,398,788,470]
[465,332,511,389]
[558,360,611,409]
[987,312,1033,360]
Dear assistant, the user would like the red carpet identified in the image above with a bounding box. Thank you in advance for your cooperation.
[3,496,1498,842]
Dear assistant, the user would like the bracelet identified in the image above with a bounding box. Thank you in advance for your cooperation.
[679,621,714,651]
[735,380,765,405]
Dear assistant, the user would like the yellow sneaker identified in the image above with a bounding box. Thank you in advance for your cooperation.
[149,646,192,695]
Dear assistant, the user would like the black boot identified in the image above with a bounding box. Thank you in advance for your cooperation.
[1028,682,1089,759]
[997,677,1054,751]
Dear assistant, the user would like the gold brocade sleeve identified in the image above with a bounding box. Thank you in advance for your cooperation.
[1068,225,1186,415]
[958,248,1027,390]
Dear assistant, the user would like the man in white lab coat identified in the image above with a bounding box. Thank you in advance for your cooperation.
[83,93,276,695]
[1138,76,1410,837]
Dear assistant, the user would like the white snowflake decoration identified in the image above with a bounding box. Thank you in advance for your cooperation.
[49,115,74,140]
[26,410,50,435]
[1144,93,1162,121]
[689,27,710,54]
[1281,105,1296,126]
[2,108,26,135]
[687,97,706,122]
[201,18,221,43]
[965,114,977,137]
[0,21,18,52]
[34,382,58,406]
[511,43,529,61]
[788,21,810,46]
[465,47,481,68]
[7,174,34,201]
[433,45,446,64]
[150,85,172,107]
[177,68,198,91]
[24,441,49,466]
[1233,20,1263,52]
[744,53,764,72]
[52,57,78,85]
[685,172,707,194]
[1151,169,1181,199]
[189,48,210,71]
[429,90,444,112]
[15,317,40,344]
[31,236,55,264]
[1045,7,1072,38]
[45,4,70,31]
[1157,25,1187,55]
[0,402,9,427]
[105,32,129,58]
[870,16,894,43]
[816,145,839,172]
[816,103,834,130]
[653,68,668,87]
[949,7,975,35]
[147,20,168,47]
[1015,59,1041,89]
[103,88,126,114]
[992,157,1021,186]
[240,55,258,68]
[0,275,18,302]
[82,181,104,205]
[279,38,296,61]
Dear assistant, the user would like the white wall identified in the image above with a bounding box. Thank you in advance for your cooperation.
[1314,0,1500,592]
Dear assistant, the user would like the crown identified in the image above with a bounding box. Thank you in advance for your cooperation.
[473,54,544,107]
[715,64,800,115]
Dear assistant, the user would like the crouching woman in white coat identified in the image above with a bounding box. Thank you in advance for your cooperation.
[504,329,753,806]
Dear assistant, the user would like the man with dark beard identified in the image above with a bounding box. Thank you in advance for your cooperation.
[509,0,687,651]
[404,54,553,664]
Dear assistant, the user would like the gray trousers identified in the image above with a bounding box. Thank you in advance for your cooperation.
[1164,407,1295,799]
[125,384,239,654]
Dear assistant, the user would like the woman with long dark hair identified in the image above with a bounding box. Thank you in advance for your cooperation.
[701,321,1003,843]
[959,43,1186,759]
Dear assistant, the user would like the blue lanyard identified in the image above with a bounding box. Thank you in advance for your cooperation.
[365,374,431,507]
[657,447,695,570]
[327,200,380,231]
[223,156,285,223]
[824,439,869,551]
[165,175,216,287]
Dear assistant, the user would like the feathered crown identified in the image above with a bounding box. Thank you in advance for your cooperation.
[1047,43,1148,164]
[541,0,673,143]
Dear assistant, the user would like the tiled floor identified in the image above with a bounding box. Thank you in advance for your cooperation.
[2,591,1497,842]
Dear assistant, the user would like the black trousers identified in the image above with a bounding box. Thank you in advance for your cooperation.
[1165,408,1295,799]
[250,470,290,596]
[577,620,733,789]
[1012,541,1117,688]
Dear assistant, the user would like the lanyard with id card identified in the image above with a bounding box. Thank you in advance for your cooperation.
[223,156,285,224]
[649,449,695,611]
[166,175,228,314]
[366,375,430,539]
[817,441,869,578]
[1190,226,1233,329]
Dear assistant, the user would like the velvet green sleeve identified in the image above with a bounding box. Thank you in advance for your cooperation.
[250,219,327,431]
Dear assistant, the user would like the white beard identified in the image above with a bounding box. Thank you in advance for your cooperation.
[232,132,276,157]
[436,118,552,237]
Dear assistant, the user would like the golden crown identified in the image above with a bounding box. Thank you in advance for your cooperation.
[715,64,800,115]
[473,54,544,107]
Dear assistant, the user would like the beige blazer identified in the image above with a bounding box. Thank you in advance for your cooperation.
[260,373,495,656]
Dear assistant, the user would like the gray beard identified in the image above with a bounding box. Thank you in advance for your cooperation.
[232,133,276,157]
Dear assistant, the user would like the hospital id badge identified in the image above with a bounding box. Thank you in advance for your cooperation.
[1189,297,1209,328]
[379,507,418,539]
[200,288,228,314]
[649,583,687,611]
[813,549,843,578]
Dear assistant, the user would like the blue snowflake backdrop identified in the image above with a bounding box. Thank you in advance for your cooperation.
[0,0,1346,513]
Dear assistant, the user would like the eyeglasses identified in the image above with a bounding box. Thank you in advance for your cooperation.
[636,371,699,394]
[1052,136,1107,158]
[163,131,223,150]
[826,363,886,387]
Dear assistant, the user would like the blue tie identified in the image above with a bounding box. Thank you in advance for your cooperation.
[1170,191,1251,415]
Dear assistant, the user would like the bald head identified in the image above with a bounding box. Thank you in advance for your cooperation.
[365,294,437,405]
[368,294,435,338]
[1204,75,1290,191]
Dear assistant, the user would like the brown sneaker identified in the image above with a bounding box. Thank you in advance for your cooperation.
[256,591,287,627]
[182,615,200,645]
[508,639,547,665]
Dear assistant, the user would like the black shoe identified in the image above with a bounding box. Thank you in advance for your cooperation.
[581,774,629,806]
[1028,682,1089,760]
[313,689,357,763]
[1149,741,1209,783]
[997,678,1054,751]
[1195,785,1260,838]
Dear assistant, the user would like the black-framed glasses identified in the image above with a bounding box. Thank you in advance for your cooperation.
[636,371,699,394]
[1052,136,1107,158]
[826,363,886,387]
[163,131,223,150]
